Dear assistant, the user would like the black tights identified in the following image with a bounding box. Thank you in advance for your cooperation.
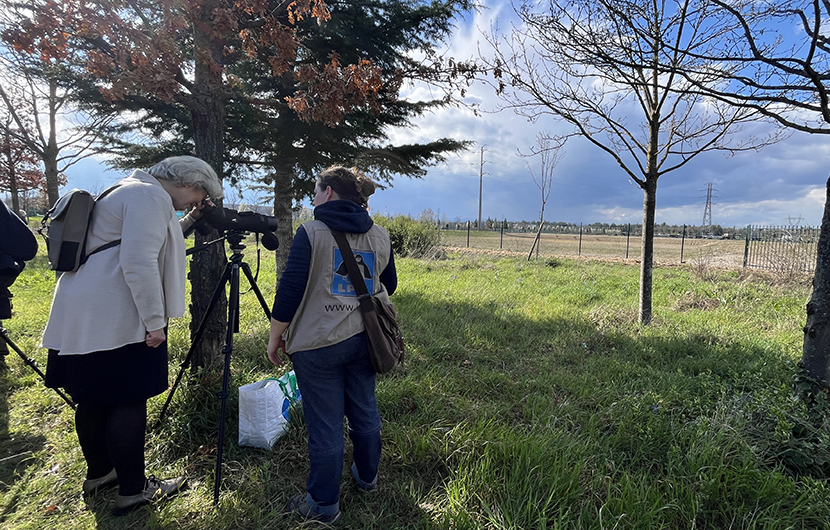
[75,400,147,495]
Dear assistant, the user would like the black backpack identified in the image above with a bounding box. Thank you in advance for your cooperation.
[39,186,121,272]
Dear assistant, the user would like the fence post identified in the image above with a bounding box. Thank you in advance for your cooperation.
[579,223,583,256]
[680,224,686,264]
[466,220,471,248]
[626,223,631,259]
[500,218,505,250]
[743,225,750,267]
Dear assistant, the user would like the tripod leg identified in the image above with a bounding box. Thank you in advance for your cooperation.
[214,261,240,506]
[240,262,273,320]
[153,262,233,430]
[0,326,76,410]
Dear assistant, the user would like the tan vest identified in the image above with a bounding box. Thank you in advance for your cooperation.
[284,220,392,354]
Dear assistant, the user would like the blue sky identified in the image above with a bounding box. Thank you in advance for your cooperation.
[58,1,830,228]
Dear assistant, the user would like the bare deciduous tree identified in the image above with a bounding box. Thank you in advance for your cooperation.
[524,133,566,260]
[0,47,109,207]
[485,0,782,324]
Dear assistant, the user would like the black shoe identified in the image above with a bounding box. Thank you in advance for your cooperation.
[82,468,118,496]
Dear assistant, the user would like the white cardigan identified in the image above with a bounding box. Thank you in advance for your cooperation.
[42,171,188,355]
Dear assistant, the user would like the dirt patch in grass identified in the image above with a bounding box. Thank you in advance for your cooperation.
[674,291,721,311]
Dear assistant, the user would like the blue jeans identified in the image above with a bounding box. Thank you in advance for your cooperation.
[291,332,382,515]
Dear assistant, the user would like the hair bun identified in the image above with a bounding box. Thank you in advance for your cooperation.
[318,165,376,208]
[355,172,376,199]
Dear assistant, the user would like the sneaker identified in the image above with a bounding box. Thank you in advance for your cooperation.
[82,468,119,496]
[113,475,186,515]
[351,462,377,493]
[286,493,342,524]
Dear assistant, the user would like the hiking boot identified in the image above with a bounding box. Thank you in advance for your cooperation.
[113,475,186,515]
[286,493,342,524]
[82,468,118,496]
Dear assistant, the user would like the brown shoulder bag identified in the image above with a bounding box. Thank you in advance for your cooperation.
[331,230,404,374]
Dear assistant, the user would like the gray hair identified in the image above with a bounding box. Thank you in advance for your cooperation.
[147,156,224,200]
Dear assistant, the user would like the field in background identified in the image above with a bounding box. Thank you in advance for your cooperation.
[441,229,748,268]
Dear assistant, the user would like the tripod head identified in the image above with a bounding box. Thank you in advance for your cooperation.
[226,230,248,255]
[186,228,278,259]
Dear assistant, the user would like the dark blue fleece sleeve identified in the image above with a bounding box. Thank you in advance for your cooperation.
[271,225,312,322]
[0,200,37,262]
[380,243,397,295]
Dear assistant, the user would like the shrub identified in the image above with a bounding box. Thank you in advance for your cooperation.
[373,214,441,258]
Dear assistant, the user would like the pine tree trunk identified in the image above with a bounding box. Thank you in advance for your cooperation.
[639,178,657,325]
[800,176,830,387]
[188,101,227,370]
[187,9,228,370]
[272,168,295,286]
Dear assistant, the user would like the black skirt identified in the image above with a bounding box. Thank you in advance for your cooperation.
[45,340,168,405]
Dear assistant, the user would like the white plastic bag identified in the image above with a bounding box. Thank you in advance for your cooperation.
[238,371,301,449]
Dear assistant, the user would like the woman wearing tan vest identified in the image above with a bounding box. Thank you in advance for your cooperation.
[267,166,397,523]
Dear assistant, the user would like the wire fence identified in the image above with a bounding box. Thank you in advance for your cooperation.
[440,222,821,274]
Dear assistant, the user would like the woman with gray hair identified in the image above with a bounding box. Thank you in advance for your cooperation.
[43,155,222,515]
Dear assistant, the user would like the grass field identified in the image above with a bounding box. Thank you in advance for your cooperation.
[0,236,826,529]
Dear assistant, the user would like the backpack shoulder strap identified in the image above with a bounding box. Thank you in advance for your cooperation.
[95,184,120,202]
[80,184,123,265]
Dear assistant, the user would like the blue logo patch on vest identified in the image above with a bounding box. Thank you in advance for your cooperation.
[332,248,375,296]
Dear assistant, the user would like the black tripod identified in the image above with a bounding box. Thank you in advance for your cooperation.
[0,324,76,410]
[154,231,272,505]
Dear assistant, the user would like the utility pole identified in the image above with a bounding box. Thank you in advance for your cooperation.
[701,182,716,237]
[478,145,485,230]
